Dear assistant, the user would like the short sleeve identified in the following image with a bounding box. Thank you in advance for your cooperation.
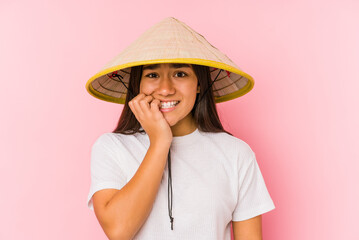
[87,133,127,211]
[232,151,275,221]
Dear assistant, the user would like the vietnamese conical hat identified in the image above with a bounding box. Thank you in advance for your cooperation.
[85,17,254,104]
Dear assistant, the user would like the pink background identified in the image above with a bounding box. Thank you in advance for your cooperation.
[1,0,358,239]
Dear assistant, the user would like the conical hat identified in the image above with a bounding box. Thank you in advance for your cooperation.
[85,17,254,104]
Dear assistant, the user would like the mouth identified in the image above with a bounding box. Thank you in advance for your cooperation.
[159,101,180,113]
[159,100,180,109]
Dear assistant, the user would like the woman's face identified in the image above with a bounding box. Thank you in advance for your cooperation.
[139,63,199,132]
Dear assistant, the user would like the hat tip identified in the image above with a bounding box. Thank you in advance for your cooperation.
[164,16,178,21]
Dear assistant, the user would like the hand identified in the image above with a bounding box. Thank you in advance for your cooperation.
[128,93,173,146]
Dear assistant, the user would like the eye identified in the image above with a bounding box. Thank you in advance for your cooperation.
[175,71,187,77]
[145,73,158,78]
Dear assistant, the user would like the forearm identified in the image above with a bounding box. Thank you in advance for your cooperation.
[104,143,170,239]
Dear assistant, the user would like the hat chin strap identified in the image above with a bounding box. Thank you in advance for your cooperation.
[113,69,223,230]
[166,69,222,230]
[167,150,174,230]
[193,69,223,110]
[109,72,136,100]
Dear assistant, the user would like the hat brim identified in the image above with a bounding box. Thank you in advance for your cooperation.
[86,58,254,104]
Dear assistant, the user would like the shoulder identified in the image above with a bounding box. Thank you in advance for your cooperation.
[92,132,118,147]
[199,131,255,165]
[94,131,140,143]
[92,131,147,152]
[92,132,135,149]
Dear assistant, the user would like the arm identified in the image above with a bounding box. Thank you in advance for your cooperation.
[92,142,170,240]
[232,215,263,240]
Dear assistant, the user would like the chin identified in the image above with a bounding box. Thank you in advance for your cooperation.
[165,118,177,127]
[163,116,179,127]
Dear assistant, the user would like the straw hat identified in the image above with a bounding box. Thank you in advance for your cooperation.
[85,17,254,104]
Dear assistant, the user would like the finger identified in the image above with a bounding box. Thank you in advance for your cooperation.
[139,95,154,114]
[128,100,139,120]
[130,93,147,119]
[150,98,161,112]
[141,95,153,104]
[132,93,146,103]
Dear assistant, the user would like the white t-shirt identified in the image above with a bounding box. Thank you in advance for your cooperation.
[87,128,275,239]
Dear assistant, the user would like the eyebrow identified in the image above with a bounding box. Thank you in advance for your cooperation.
[142,63,191,71]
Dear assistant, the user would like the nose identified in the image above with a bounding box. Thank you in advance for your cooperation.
[156,75,175,96]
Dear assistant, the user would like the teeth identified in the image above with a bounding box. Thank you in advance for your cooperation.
[160,101,179,108]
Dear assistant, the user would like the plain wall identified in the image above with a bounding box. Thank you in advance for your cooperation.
[1,0,358,239]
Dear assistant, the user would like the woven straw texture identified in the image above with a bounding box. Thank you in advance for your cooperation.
[86,17,254,104]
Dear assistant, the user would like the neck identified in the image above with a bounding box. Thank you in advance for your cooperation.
[171,115,197,137]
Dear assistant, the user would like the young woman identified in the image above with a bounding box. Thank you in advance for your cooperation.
[86,17,275,240]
